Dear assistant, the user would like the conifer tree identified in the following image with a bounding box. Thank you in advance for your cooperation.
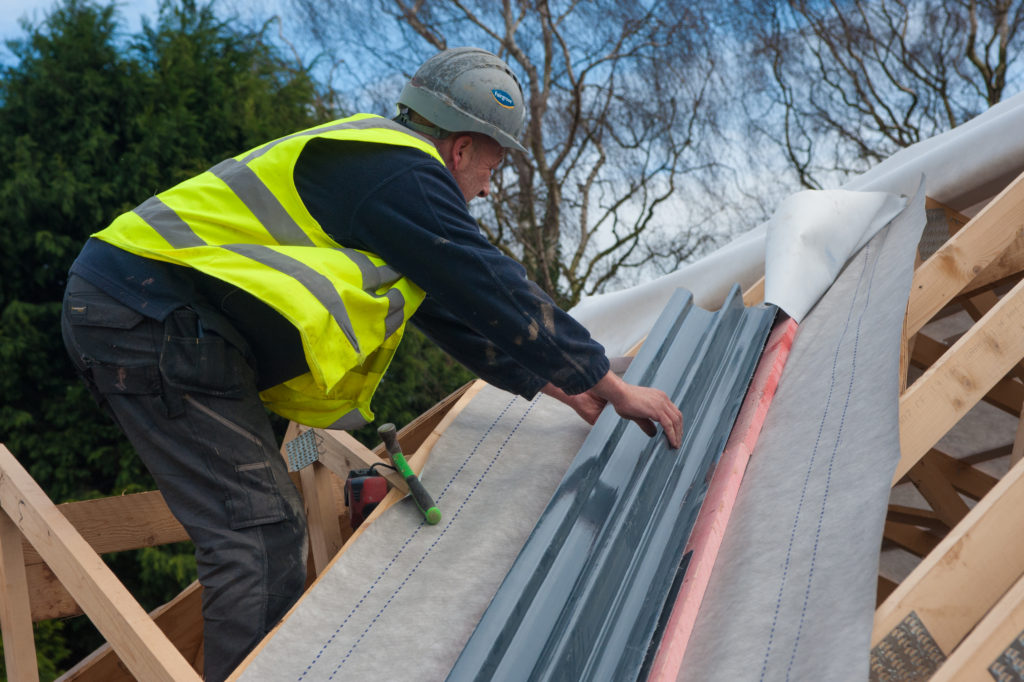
[0,0,320,672]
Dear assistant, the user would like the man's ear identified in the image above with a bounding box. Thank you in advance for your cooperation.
[448,134,475,170]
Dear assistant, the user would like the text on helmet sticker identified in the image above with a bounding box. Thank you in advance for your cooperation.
[491,89,516,109]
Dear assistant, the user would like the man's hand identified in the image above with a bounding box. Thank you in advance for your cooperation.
[542,370,683,448]
[542,384,607,425]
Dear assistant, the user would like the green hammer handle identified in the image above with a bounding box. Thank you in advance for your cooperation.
[378,423,441,525]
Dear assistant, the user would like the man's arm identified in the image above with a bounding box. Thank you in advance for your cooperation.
[541,374,683,449]
[336,152,610,394]
[411,294,546,398]
[298,143,681,445]
[417,295,684,448]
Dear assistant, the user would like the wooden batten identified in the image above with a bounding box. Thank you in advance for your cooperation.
[299,461,345,576]
[0,445,200,682]
[0,507,39,682]
[60,582,204,681]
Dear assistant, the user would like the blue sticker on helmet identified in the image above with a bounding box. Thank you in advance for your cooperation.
[491,89,515,109]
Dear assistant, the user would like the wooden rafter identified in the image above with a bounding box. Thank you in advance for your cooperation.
[0,445,200,681]
[929,572,1024,680]
[904,169,1024,338]
[874,457,1024,657]
[0,504,38,682]
[909,332,1024,417]
[896,273,1024,483]
[905,454,970,528]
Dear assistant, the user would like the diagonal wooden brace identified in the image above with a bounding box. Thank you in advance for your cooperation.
[285,428,409,495]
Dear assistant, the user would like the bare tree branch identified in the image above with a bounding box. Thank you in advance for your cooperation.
[288,0,722,306]
[740,0,1024,188]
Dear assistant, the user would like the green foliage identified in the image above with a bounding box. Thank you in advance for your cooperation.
[0,620,70,682]
[0,0,320,499]
[0,0,474,676]
[0,0,320,675]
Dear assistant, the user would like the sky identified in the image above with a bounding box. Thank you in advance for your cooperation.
[2,0,160,57]
[0,1,300,68]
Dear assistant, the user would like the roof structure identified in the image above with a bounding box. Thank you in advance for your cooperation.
[1,93,1024,681]
[450,288,774,681]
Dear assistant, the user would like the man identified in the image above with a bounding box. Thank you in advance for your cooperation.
[61,47,682,680]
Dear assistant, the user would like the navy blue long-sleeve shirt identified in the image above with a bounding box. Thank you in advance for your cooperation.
[70,136,609,398]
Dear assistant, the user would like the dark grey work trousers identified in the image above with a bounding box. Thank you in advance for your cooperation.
[60,275,308,681]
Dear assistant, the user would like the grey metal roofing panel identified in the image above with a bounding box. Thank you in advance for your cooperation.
[447,285,776,682]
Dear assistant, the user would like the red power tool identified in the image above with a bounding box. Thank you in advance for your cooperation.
[344,467,389,530]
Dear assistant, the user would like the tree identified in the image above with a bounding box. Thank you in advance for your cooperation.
[739,0,1024,189]
[0,0,322,673]
[288,0,723,307]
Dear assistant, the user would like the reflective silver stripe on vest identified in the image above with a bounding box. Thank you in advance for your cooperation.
[341,248,402,291]
[133,196,206,248]
[222,244,360,353]
[341,248,406,337]
[328,409,368,430]
[209,159,314,247]
[381,289,406,338]
[241,117,433,164]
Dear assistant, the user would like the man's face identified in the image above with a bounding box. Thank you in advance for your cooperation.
[447,134,506,202]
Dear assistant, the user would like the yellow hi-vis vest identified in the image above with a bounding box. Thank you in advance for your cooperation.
[94,114,443,428]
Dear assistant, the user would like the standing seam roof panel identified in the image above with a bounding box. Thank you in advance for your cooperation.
[448,285,777,682]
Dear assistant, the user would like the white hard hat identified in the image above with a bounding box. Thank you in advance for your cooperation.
[397,47,528,153]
